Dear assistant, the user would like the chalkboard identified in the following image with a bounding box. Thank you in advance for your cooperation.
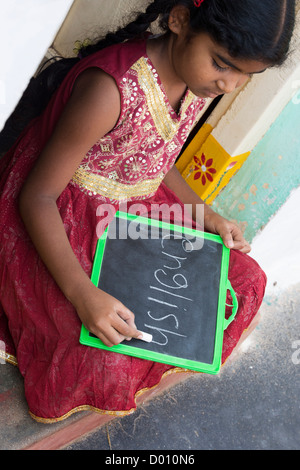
[80,211,238,374]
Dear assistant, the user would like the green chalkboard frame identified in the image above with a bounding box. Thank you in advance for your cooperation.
[80,211,238,374]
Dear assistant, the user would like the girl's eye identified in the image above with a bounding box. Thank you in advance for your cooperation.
[212,59,229,72]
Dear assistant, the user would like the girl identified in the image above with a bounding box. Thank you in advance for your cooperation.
[0,0,295,422]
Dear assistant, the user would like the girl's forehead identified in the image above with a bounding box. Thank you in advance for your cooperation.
[194,32,269,74]
[215,52,269,74]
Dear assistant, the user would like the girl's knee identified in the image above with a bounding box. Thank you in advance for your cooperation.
[228,250,267,302]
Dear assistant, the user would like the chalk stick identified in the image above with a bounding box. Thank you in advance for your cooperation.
[138,331,153,343]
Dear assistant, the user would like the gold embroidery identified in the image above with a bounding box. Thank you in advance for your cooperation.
[72,167,164,200]
[0,349,18,366]
[181,91,196,118]
[132,58,195,142]
[28,405,136,424]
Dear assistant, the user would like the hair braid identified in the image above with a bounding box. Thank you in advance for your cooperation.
[80,1,166,57]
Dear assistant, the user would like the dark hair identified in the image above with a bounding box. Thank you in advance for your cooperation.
[188,0,296,65]
[81,0,296,66]
[0,0,296,154]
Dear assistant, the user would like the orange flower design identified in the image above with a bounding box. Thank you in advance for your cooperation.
[193,153,217,185]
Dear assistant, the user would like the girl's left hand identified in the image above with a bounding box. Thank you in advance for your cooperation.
[162,166,251,253]
[204,210,251,253]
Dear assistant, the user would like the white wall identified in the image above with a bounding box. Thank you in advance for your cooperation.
[251,186,300,296]
[0,0,73,130]
[53,0,151,57]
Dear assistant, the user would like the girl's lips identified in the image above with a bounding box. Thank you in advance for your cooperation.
[206,90,223,99]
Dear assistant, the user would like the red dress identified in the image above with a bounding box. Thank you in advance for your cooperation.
[0,37,266,422]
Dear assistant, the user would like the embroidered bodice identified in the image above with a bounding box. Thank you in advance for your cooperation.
[70,38,206,203]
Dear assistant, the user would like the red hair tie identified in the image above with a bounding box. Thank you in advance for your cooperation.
[194,0,205,6]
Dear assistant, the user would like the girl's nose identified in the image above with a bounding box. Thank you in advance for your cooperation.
[217,73,248,95]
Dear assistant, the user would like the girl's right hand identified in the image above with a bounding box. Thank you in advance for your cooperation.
[74,283,143,347]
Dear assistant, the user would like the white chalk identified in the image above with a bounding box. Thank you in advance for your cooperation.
[138,331,153,343]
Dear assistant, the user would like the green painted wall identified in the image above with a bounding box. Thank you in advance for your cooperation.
[212,97,300,243]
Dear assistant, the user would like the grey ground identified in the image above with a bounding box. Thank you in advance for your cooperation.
[65,283,300,450]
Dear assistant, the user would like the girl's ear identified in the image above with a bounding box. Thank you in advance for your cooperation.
[168,5,191,36]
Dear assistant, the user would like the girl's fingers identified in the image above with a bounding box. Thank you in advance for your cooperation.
[114,309,143,341]
[219,227,251,253]
[95,306,142,347]
[94,323,129,347]
[231,238,250,252]
[116,305,137,329]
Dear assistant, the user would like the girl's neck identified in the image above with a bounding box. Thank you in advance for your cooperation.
[146,33,188,112]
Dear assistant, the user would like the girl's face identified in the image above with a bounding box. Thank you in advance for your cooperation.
[168,9,269,99]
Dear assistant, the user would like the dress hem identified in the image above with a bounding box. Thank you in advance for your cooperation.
[27,367,197,424]
[0,348,196,423]
[0,321,251,424]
